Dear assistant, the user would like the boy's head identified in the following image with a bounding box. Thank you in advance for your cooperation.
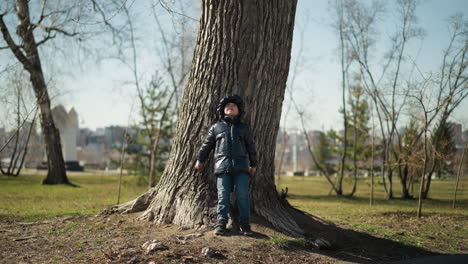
[224,102,239,117]
[217,94,244,120]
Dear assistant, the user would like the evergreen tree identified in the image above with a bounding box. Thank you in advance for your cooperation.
[328,86,370,172]
[130,73,175,186]
[326,85,370,196]
[347,86,371,166]
[310,131,336,176]
[433,121,456,177]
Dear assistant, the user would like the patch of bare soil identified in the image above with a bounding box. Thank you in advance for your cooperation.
[0,213,436,264]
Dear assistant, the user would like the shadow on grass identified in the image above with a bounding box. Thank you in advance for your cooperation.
[250,206,440,264]
[41,181,81,188]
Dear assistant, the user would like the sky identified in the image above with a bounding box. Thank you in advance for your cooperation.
[2,0,466,132]
[284,0,468,132]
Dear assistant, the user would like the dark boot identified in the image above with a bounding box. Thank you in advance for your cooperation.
[214,221,227,235]
[240,222,253,236]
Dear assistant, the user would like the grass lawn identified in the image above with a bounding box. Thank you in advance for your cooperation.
[275,175,468,218]
[0,173,147,221]
[276,175,468,253]
[0,173,467,253]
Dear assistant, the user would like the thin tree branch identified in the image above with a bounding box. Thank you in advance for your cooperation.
[35,33,57,47]
[30,23,78,37]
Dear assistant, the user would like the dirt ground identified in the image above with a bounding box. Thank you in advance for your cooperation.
[0,213,446,264]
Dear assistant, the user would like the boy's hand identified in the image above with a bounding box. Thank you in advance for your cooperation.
[249,167,256,175]
[195,161,204,171]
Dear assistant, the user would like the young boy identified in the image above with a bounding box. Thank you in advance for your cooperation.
[195,94,257,236]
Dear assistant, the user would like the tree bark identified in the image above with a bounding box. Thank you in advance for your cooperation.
[370,119,375,206]
[417,109,429,218]
[348,90,360,197]
[337,1,348,195]
[453,141,467,208]
[0,0,69,184]
[33,74,69,185]
[106,0,332,238]
[422,116,448,199]
[400,162,412,199]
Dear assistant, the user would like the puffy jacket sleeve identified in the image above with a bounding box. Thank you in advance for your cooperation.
[196,125,216,163]
[245,126,257,168]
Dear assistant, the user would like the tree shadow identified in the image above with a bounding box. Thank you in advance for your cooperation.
[248,205,440,264]
[219,228,270,239]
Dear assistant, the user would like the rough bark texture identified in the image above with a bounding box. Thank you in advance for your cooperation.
[0,0,69,184]
[107,0,342,243]
[400,163,413,199]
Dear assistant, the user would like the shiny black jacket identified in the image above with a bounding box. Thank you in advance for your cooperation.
[197,116,257,175]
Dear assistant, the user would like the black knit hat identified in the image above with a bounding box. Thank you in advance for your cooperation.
[216,94,244,120]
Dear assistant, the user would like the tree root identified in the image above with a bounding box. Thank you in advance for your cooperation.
[102,189,157,215]
[103,187,337,249]
[253,203,303,237]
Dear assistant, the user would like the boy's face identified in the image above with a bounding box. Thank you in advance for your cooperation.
[224,102,239,117]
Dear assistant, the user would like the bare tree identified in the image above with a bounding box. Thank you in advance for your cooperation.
[0,0,76,184]
[147,3,195,187]
[277,13,310,182]
[453,139,467,208]
[0,70,38,176]
[349,85,368,196]
[411,90,434,218]
[108,1,195,188]
[0,0,142,183]
[296,108,343,195]
[287,50,359,197]
[370,100,376,206]
[400,13,467,199]
[406,71,452,216]
[151,1,195,112]
[0,73,39,156]
[341,0,425,199]
[422,13,467,198]
[330,0,352,193]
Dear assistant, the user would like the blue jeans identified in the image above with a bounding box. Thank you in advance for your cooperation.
[216,172,250,223]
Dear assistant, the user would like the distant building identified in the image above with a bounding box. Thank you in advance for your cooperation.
[104,125,127,147]
[77,128,90,147]
[275,129,311,174]
[310,130,323,146]
[51,105,82,171]
[74,125,140,169]
[275,129,338,176]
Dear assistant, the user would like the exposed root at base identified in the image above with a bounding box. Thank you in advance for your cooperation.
[102,189,157,215]
[103,189,336,249]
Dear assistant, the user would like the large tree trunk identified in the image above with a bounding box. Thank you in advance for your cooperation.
[16,0,69,184]
[33,76,69,185]
[400,163,412,199]
[0,0,69,184]
[386,167,394,199]
[107,0,326,238]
